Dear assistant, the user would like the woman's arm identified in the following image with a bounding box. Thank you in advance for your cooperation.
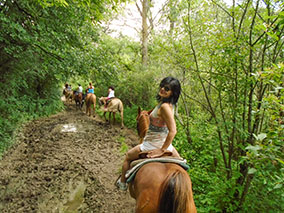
[160,103,176,151]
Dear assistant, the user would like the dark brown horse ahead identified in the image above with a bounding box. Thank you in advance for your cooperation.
[73,92,83,110]
[128,108,196,213]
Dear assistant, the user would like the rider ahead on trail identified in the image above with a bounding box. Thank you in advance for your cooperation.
[86,82,94,94]
[116,76,181,191]
[74,84,83,95]
[101,86,115,108]
[78,84,83,93]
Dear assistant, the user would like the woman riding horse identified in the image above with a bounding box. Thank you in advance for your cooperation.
[63,83,73,103]
[85,82,96,116]
[116,77,182,189]
[116,77,196,212]
[73,84,83,109]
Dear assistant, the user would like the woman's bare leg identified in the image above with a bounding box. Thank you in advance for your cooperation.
[121,145,141,183]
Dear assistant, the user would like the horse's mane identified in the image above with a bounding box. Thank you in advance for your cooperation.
[136,109,150,139]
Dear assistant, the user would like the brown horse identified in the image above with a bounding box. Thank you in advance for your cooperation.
[99,97,124,128]
[136,107,150,144]
[73,92,83,110]
[127,109,197,213]
[85,93,96,117]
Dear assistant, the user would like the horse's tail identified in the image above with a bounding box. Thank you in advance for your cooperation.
[158,170,196,213]
[117,100,123,113]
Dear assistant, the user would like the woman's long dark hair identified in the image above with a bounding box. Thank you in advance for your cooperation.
[156,77,181,105]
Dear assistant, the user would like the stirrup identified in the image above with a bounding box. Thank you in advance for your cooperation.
[115,176,128,191]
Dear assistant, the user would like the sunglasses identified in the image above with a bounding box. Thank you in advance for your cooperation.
[160,85,171,92]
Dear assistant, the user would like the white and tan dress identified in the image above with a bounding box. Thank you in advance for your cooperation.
[140,104,174,152]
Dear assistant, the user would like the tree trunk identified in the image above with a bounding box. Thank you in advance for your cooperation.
[141,0,148,67]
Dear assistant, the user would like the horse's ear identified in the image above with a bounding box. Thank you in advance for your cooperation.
[138,107,141,114]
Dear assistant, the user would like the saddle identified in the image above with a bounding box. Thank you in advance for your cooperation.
[106,97,115,106]
[138,150,173,159]
[125,152,189,183]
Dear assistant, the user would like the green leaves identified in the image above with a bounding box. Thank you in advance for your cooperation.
[253,133,267,141]
[246,144,262,153]
[0,0,127,158]
[248,168,257,174]
[36,0,69,8]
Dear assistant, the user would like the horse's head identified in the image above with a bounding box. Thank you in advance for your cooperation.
[136,107,150,139]
[136,107,150,121]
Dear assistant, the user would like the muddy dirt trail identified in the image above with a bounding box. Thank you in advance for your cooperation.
[0,103,137,213]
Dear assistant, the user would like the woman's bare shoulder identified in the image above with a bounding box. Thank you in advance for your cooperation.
[160,103,173,112]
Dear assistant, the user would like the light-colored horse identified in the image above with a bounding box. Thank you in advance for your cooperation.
[99,97,124,128]
[63,88,73,103]
[85,93,96,117]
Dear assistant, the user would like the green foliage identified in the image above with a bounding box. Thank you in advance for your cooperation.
[0,0,283,212]
[158,0,284,211]
[0,0,126,155]
[118,137,129,155]
[122,106,139,129]
[117,70,157,108]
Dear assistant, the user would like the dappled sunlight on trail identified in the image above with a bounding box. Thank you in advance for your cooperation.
[61,123,77,133]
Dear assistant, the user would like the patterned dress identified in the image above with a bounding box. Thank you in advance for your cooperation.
[140,104,174,152]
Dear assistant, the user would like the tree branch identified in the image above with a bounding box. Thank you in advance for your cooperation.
[136,2,143,17]
[187,0,228,170]
[211,0,233,18]
[33,44,63,61]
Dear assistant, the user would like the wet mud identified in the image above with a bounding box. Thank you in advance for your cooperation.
[0,103,138,212]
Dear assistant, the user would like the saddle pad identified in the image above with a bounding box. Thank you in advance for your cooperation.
[125,157,189,183]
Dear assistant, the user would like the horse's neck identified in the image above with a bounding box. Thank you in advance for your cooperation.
[138,113,150,137]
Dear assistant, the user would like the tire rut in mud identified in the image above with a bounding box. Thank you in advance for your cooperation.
[0,103,137,213]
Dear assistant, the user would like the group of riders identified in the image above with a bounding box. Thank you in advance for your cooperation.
[64,77,183,191]
[63,77,197,211]
[63,82,115,108]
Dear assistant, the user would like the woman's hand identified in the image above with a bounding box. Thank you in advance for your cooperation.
[146,149,165,158]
